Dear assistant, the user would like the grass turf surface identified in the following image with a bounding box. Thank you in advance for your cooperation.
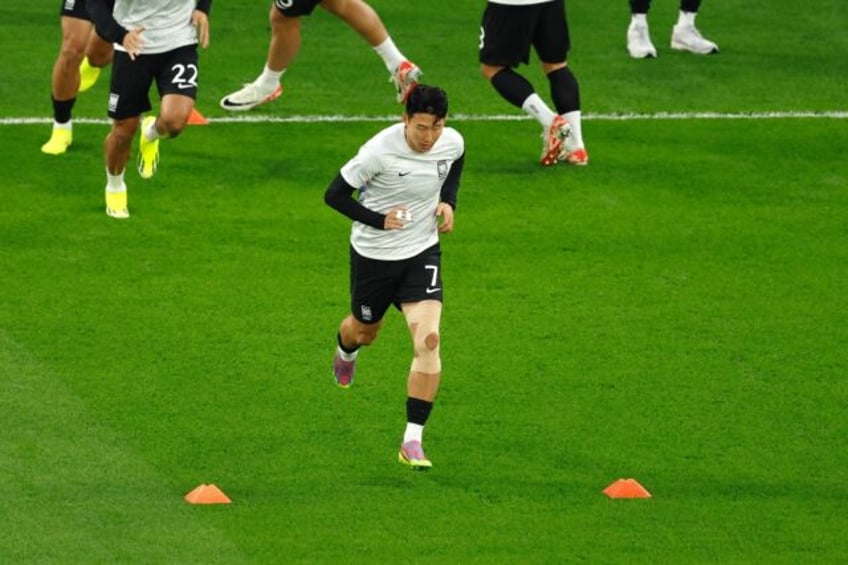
[1,0,847,562]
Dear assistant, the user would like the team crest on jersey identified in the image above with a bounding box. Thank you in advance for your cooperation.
[65,0,76,9]
[360,304,373,322]
[437,160,449,180]
[108,93,120,113]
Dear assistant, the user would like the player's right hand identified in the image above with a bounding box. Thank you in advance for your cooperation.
[384,207,412,230]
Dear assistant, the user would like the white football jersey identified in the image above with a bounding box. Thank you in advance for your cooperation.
[340,122,464,261]
[112,0,201,54]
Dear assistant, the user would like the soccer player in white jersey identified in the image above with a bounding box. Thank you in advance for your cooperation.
[219,0,421,111]
[41,0,114,155]
[627,0,719,58]
[324,85,466,470]
[87,0,211,218]
[479,0,587,166]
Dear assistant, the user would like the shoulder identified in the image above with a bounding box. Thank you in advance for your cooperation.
[344,126,399,175]
[441,127,465,156]
[362,123,405,154]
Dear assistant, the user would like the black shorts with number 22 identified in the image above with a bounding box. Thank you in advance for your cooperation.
[108,45,199,119]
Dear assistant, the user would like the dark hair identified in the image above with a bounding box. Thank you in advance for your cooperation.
[405,84,448,119]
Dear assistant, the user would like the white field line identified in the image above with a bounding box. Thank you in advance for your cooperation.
[1,111,846,126]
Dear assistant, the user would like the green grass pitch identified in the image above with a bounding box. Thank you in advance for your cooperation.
[1,1,846,562]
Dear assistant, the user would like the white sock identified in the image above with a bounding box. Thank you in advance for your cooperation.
[522,93,557,129]
[373,37,406,72]
[143,118,159,142]
[53,120,72,131]
[678,11,696,27]
[337,345,358,362]
[256,63,284,93]
[563,110,584,148]
[106,168,126,193]
[403,423,424,444]
[631,13,648,26]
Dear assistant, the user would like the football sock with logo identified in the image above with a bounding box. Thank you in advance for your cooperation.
[563,110,584,148]
[522,93,557,130]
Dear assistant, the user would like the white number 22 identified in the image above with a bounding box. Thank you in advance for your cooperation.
[171,63,198,90]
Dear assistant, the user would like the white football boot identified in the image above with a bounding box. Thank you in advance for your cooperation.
[219,82,283,112]
[627,21,657,59]
[671,24,719,54]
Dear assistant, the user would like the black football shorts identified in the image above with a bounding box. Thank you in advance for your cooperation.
[108,44,199,119]
[349,243,444,324]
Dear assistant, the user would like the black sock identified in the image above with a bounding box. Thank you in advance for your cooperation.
[681,0,702,13]
[630,0,651,13]
[52,96,75,124]
[490,68,535,109]
[547,67,580,115]
[337,333,359,355]
[406,396,433,426]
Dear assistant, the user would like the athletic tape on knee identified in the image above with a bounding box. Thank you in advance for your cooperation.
[410,325,440,374]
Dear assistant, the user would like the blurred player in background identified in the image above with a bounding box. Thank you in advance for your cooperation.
[220,0,421,111]
[626,0,719,58]
[479,0,588,167]
[324,85,465,470]
[42,0,114,155]
[88,0,211,218]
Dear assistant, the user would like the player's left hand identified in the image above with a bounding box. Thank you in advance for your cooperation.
[193,11,210,48]
[436,202,454,233]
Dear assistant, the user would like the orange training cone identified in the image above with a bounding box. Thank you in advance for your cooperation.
[184,483,231,504]
[187,107,209,125]
[603,478,652,499]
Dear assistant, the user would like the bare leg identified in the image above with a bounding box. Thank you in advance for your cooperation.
[320,0,389,46]
[267,5,303,72]
[85,31,114,68]
[52,17,91,101]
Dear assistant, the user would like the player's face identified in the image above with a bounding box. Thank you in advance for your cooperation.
[403,113,445,153]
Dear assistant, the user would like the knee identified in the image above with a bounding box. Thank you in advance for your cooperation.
[414,329,440,358]
[411,330,441,374]
[480,64,502,81]
[157,114,187,137]
[60,41,86,66]
[86,42,113,67]
[110,121,137,147]
[348,318,380,346]
[424,330,440,351]
[355,326,379,346]
[543,61,568,75]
